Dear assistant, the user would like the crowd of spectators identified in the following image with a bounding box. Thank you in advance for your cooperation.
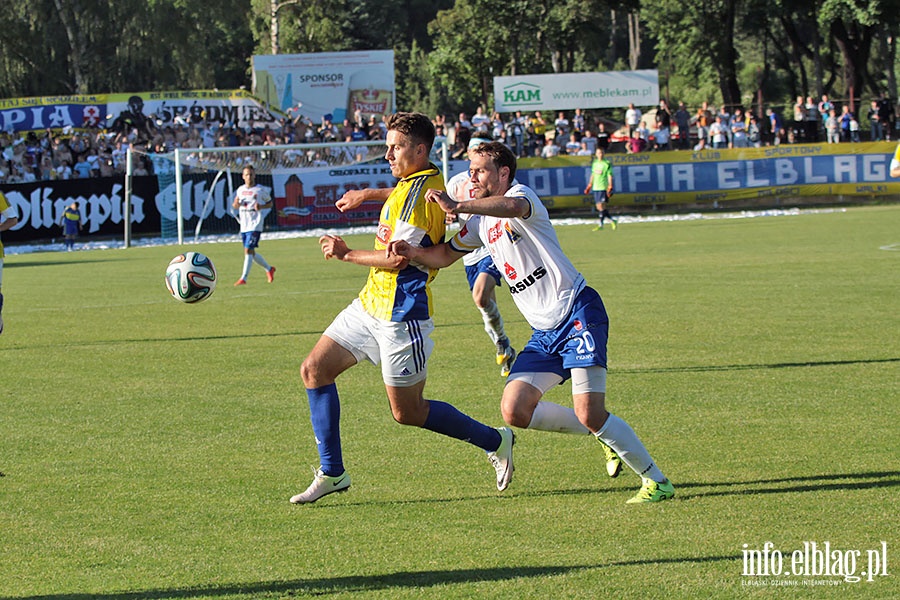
[439,95,898,159]
[2,96,896,184]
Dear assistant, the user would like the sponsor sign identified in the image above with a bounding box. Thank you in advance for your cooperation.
[252,50,395,124]
[494,70,659,112]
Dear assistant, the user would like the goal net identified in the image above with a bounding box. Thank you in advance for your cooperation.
[132,139,449,243]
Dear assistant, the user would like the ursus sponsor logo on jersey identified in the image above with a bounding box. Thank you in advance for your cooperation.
[376,222,393,245]
[504,262,518,280]
[509,265,547,294]
[460,223,470,237]
[574,319,583,331]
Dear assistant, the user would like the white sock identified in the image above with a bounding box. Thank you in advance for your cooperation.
[596,413,666,482]
[241,255,253,279]
[527,401,590,434]
[252,253,271,271]
[478,300,506,346]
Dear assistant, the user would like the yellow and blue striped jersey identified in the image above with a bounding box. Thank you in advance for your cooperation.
[358,164,446,322]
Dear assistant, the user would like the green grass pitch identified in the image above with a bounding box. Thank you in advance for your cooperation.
[1,205,898,599]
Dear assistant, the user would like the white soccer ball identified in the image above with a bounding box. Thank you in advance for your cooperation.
[165,252,217,303]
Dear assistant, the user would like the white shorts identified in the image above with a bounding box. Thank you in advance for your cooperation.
[324,298,434,387]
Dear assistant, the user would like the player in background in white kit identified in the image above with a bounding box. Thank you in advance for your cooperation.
[447,134,516,376]
[232,165,276,286]
[0,190,19,334]
[388,141,675,503]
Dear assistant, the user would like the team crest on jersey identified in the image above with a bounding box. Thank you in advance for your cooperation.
[504,221,522,244]
[574,319,584,331]
[460,223,469,237]
[504,262,517,280]
[377,222,393,245]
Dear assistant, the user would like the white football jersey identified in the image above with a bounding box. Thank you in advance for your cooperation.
[446,171,490,267]
[450,182,586,331]
[234,184,271,232]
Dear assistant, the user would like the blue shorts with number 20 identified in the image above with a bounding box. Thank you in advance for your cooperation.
[509,286,609,381]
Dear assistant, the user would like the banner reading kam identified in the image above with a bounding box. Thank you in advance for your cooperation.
[494,70,659,113]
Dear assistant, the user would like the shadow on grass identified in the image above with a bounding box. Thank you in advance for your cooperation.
[4,554,737,599]
[303,470,900,509]
[616,357,900,374]
[673,470,900,500]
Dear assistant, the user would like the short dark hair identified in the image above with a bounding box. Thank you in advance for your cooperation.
[470,141,517,182]
[386,112,435,151]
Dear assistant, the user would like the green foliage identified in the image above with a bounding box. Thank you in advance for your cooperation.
[0,0,898,119]
[0,206,898,598]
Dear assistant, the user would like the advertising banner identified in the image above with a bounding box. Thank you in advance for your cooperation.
[493,70,659,113]
[3,142,897,245]
[252,50,395,124]
[107,90,278,131]
[0,90,280,135]
[0,176,160,243]
[270,164,395,228]
[514,142,900,209]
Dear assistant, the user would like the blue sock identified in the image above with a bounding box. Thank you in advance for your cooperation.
[306,383,343,476]
[422,400,501,452]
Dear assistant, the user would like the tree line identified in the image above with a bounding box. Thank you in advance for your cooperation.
[1,0,897,118]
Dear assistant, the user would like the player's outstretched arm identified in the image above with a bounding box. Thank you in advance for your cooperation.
[0,215,18,232]
[336,187,393,212]
[320,235,409,270]
[386,239,463,269]
[454,195,530,219]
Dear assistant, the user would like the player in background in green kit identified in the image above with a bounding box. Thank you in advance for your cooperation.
[584,146,616,231]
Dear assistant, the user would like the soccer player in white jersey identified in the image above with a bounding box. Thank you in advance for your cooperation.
[231,165,276,286]
[447,134,516,376]
[388,141,675,504]
[0,190,19,334]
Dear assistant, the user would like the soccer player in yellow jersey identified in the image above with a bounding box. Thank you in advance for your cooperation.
[890,142,900,178]
[0,190,19,334]
[291,112,514,504]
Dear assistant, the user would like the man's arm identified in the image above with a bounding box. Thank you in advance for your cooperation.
[0,216,18,232]
[386,239,466,270]
[424,188,529,219]
[257,192,274,210]
[320,234,409,270]
[336,186,393,212]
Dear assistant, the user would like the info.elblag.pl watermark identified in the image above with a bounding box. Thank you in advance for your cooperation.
[741,541,889,586]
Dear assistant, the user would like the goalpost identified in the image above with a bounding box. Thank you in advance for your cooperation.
[127,139,450,245]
